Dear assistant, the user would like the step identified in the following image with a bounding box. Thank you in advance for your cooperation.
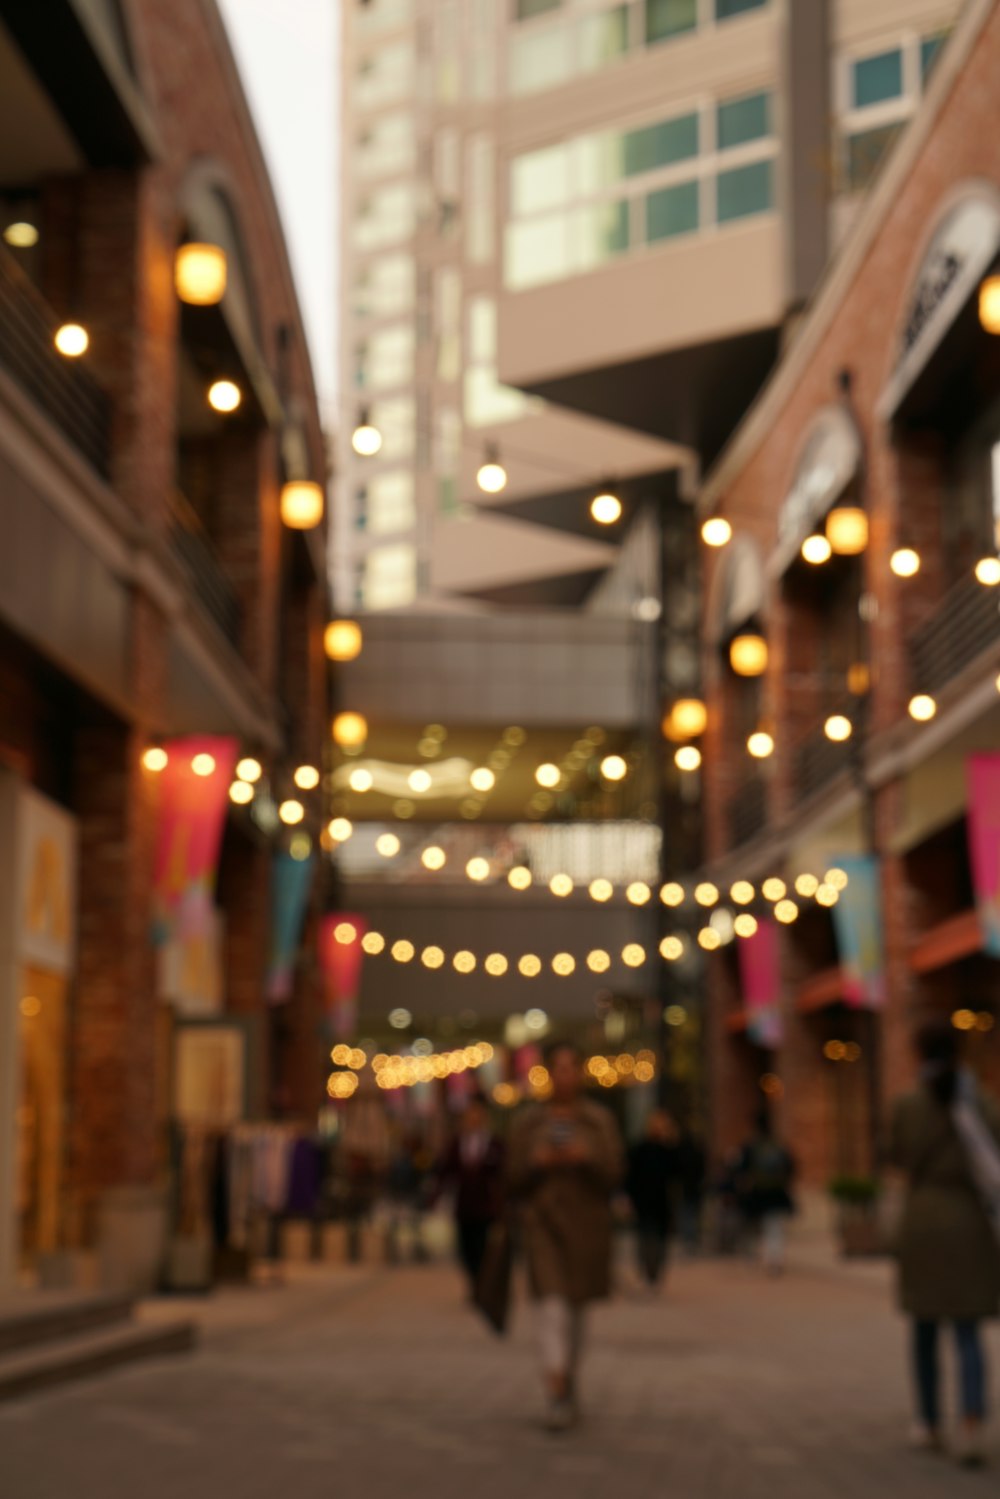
[0,1318,196,1402]
[0,1291,133,1356]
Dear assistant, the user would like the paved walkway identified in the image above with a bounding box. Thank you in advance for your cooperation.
[2,1252,997,1499]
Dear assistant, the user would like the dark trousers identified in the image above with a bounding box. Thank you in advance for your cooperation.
[635,1221,670,1286]
[913,1319,987,1426]
[457,1218,491,1287]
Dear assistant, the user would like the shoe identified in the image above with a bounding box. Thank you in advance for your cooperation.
[545,1398,576,1434]
[909,1424,944,1455]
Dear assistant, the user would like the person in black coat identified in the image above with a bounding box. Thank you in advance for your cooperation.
[435,1096,506,1292]
[626,1110,681,1289]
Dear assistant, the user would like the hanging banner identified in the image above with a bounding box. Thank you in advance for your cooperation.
[266,853,315,1002]
[968,755,1000,958]
[738,917,783,1047]
[152,736,238,944]
[831,853,887,1009]
[319,913,368,1041]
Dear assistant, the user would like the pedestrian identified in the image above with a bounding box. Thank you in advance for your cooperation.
[890,1018,1000,1467]
[508,1041,625,1432]
[434,1095,505,1295]
[626,1109,680,1290]
[736,1109,796,1274]
[675,1124,707,1254]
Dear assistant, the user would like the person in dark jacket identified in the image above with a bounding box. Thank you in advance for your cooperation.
[736,1109,795,1274]
[626,1110,681,1289]
[435,1096,505,1292]
[890,1019,1000,1467]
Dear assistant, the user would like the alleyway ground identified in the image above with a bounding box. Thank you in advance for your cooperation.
[2,1246,997,1499]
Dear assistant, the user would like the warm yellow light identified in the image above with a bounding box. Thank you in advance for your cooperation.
[660,936,684,961]
[622,944,646,968]
[422,845,446,871]
[324,620,363,662]
[229,780,254,805]
[391,940,415,964]
[535,763,561,789]
[519,954,542,978]
[626,882,651,906]
[349,768,374,793]
[236,757,262,783]
[333,712,368,748]
[191,753,216,777]
[279,799,305,825]
[175,242,227,305]
[508,865,532,890]
[698,928,722,951]
[376,833,401,857]
[208,379,241,413]
[975,557,1000,586]
[329,817,353,842]
[824,714,853,743]
[660,882,685,907]
[466,857,491,882]
[142,747,168,773]
[54,323,89,358]
[847,662,871,696]
[762,878,786,902]
[589,878,614,903]
[815,883,839,908]
[826,506,869,556]
[774,899,799,924]
[891,547,921,578]
[979,274,1000,333]
[634,1060,655,1083]
[666,699,708,741]
[731,881,755,905]
[4,221,38,249]
[600,754,628,782]
[591,491,622,526]
[552,953,576,976]
[795,873,819,898]
[747,731,775,760]
[421,945,445,969]
[952,1008,977,1032]
[334,922,357,945]
[801,534,832,565]
[675,746,702,772]
[281,480,324,530]
[908,694,937,723]
[587,949,611,973]
[729,633,768,677]
[485,953,508,976]
[351,418,383,457]
[453,950,476,973]
[408,768,433,794]
[470,768,495,793]
[550,873,574,898]
[701,517,732,548]
[362,932,385,954]
[824,867,849,891]
[734,914,758,939]
[695,882,719,907]
[294,764,320,790]
[477,456,508,494]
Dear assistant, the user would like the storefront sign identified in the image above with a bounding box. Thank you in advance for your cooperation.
[174,1023,246,1128]
[266,853,315,1003]
[967,754,1000,958]
[152,736,237,944]
[831,854,887,1009]
[319,914,367,1041]
[158,907,224,1017]
[773,406,861,573]
[738,918,783,1047]
[16,788,77,976]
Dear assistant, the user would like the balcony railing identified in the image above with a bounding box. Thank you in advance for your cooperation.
[169,492,242,650]
[0,247,111,477]
[910,577,1000,697]
[793,722,855,805]
[726,773,769,849]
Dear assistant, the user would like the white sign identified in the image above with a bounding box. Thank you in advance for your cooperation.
[16,789,77,976]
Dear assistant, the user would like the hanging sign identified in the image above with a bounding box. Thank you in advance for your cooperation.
[831,853,887,1009]
[738,917,783,1047]
[266,853,315,1002]
[319,913,368,1041]
[967,755,1000,958]
[152,736,237,944]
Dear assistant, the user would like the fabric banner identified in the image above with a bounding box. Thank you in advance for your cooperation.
[319,913,368,1041]
[738,918,783,1048]
[266,854,315,1002]
[830,853,887,1009]
[153,736,238,944]
[967,754,1000,958]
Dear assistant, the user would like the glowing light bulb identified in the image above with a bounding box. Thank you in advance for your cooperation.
[600,754,628,782]
[908,694,937,723]
[891,548,921,578]
[143,747,168,773]
[208,379,241,413]
[422,846,446,870]
[191,753,216,777]
[675,746,702,772]
[591,491,622,525]
[294,765,320,790]
[801,534,832,565]
[54,323,88,357]
[470,768,495,793]
[702,517,732,548]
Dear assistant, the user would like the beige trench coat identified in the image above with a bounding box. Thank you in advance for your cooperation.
[508,1100,625,1306]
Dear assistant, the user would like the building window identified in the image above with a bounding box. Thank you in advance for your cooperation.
[516,0,561,17]
[356,113,414,180]
[715,0,766,17]
[717,91,772,151]
[509,22,573,93]
[355,40,414,110]
[624,113,699,176]
[580,6,630,71]
[356,0,413,36]
[647,180,699,241]
[920,31,948,83]
[645,0,697,44]
[367,397,414,462]
[716,159,773,223]
[367,470,416,535]
[844,123,903,194]
[357,325,415,391]
[578,199,630,269]
[354,184,416,252]
[852,48,903,109]
[363,544,417,609]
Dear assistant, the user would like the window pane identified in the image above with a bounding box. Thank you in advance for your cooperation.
[715,0,767,17]
[717,91,771,149]
[576,199,630,270]
[360,326,415,390]
[367,398,414,462]
[505,214,572,289]
[367,471,416,535]
[921,32,948,83]
[355,41,414,110]
[647,180,699,241]
[510,24,573,94]
[517,0,561,17]
[646,0,697,44]
[844,123,903,192]
[363,545,417,610]
[354,255,414,318]
[624,113,699,175]
[716,160,773,222]
[354,184,416,251]
[511,144,573,215]
[579,6,629,71]
[853,49,903,108]
[357,114,414,179]
[357,0,413,36]
[465,367,530,427]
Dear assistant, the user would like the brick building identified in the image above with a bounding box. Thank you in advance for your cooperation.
[0,0,328,1290]
[696,0,1000,1190]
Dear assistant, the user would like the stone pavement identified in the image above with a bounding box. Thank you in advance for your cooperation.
[2,1251,997,1499]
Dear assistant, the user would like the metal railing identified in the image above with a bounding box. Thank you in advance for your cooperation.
[726,774,768,849]
[0,247,111,477]
[793,725,854,804]
[910,576,1000,696]
[169,492,242,650]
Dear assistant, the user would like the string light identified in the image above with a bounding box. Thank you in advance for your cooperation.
[801,534,832,565]
[236,757,262,783]
[519,954,542,977]
[701,517,732,548]
[795,873,819,898]
[908,694,937,723]
[408,768,433,794]
[824,714,853,743]
[589,879,614,903]
[191,753,216,777]
[466,857,491,882]
[975,557,1000,586]
[549,873,574,898]
[762,878,787,902]
[890,548,921,578]
[470,768,495,792]
[591,491,622,525]
[698,928,722,951]
[329,817,353,842]
[485,953,508,976]
[333,711,368,748]
[208,379,241,413]
[142,747,168,773]
[747,731,775,759]
[660,883,685,907]
[294,765,320,790]
[349,768,374,793]
[600,754,628,782]
[477,445,508,494]
[774,899,799,924]
[376,833,401,857]
[731,881,754,905]
[734,914,758,938]
[552,953,576,976]
[508,866,532,890]
[626,882,651,906]
[54,323,89,358]
[660,936,684,961]
[324,620,363,661]
[622,944,646,968]
[695,882,719,907]
[587,950,611,973]
[229,781,254,805]
[675,746,702,772]
[535,763,561,789]
[421,846,446,870]
[351,409,383,457]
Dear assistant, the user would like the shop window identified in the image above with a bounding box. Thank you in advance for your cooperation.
[844,123,903,194]
[647,180,699,242]
[646,0,697,45]
[716,160,774,223]
[624,113,699,176]
[715,0,767,17]
[852,48,903,109]
[717,91,772,151]
[920,32,948,84]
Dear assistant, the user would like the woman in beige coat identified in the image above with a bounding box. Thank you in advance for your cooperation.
[508,1042,624,1431]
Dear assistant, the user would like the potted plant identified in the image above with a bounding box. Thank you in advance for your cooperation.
[828,1174,884,1257]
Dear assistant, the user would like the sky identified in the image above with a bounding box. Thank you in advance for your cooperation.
[217,0,338,425]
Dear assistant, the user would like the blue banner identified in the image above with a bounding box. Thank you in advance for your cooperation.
[831,854,886,1010]
[267,853,314,1002]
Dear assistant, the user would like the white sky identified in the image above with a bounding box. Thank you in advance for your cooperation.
[217,0,339,426]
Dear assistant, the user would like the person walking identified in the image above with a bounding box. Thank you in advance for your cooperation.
[508,1042,624,1432]
[890,1019,1000,1467]
[737,1110,796,1274]
[626,1110,680,1290]
[434,1095,505,1295]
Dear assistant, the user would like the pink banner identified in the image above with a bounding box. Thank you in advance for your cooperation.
[319,913,368,1040]
[737,917,783,1048]
[968,754,1000,958]
[153,736,238,944]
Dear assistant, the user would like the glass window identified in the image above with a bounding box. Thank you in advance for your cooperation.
[517,0,561,16]
[367,471,416,535]
[465,368,530,428]
[577,199,630,270]
[920,32,948,83]
[505,214,572,289]
[360,325,415,390]
[715,0,767,17]
[368,397,414,462]
[647,180,699,241]
[716,159,773,222]
[852,49,903,109]
[357,0,413,36]
[354,184,416,251]
[646,0,698,45]
[363,544,417,610]
[844,123,903,193]
[717,91,771,150]
[624,113,699,176]
[510,24,573,95]
[579,7,629,72]
[354,255,414,318]
[355,41,414,110]
[357,114,414,179]
[468,297,496,363]
[511,143,574,216]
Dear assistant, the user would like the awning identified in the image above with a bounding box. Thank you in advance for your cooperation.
[769,404,862,577]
